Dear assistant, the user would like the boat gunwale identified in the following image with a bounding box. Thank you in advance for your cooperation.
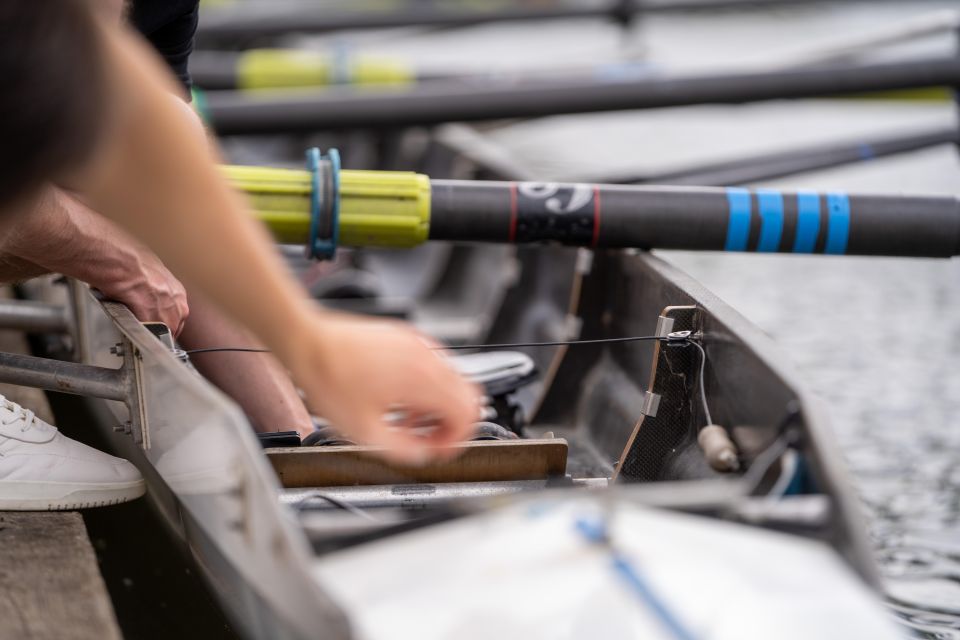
[640,251,878,583]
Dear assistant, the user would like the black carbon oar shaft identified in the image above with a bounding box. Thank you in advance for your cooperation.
[198,3,621,42]
[428,180,960,257]
[625,127,960,186]
[197,0,887,43]
[204,56,960,134]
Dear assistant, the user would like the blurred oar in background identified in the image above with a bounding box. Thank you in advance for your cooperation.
[196,0,857,48]
[190,7,960,93]
[595,126,960,186]
[196,55,960,134]
[189,48,657,92]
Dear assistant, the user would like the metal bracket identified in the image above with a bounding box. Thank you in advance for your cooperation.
[0,348,142,444]
[562,314,583,341]
[575,248,594,275]
[67,280,91,364]
[121,336,148,448]
[69,282,145,446]
[640,391,661,417]
[654,315,675,338]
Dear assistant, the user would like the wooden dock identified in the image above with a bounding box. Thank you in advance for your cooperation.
[0,511,122,640]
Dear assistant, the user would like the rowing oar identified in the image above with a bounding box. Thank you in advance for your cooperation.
[225,148,960,260]
[431,122,960,187]
[196,0,637,45]
[196,0,881,45]
[199,55,960,135]
[616,126,960,186]
[190,50,419,92]
[190,49,656,92]
[193,9,960,95]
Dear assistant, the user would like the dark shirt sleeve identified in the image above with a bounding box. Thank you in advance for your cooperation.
[130,0,200,93]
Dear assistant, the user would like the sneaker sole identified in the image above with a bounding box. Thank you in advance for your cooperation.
[0,479,146,511]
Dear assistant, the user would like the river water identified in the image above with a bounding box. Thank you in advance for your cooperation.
[323,3,960,636]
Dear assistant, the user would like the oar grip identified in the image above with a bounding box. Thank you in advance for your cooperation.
[225,148,431,256]
[235,49,415,91]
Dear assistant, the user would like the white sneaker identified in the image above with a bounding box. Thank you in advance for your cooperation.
[0,395,145,510]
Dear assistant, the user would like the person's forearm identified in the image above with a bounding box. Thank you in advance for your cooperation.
[28,8,479,463]
[77,25,317,364]
[0,254,49,284]
[178,292,314,436]
[1,186,149,287]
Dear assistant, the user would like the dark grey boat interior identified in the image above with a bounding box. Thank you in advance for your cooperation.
[266,244,873,585]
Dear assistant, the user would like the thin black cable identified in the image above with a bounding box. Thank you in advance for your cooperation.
[184,347,271,355]
[182,336,718,426]
[182,334,675,355]
[738,404,803,496]
[689,340,713,427]
[437,335,669,350]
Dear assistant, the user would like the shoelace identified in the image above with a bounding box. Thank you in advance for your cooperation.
[0,395,36,433]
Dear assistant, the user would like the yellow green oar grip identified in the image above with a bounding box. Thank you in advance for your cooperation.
[222,164,431,250]
[236,49,415,91]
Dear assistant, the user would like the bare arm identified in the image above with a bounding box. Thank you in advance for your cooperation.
[72,23,478,461]
[76,26,309,363]
[0,185,189,333]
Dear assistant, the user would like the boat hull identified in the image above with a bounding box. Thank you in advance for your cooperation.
[24,247,878,638]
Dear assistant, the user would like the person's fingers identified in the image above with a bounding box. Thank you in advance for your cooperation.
[173,316,186,338]
[400,383,479,453]
[373,423,436,466]
[173,298,189,337]
[411,345,480,421]
[159,303,177,336]
[337,409,429,466]
[293,316,489,466]
[349,395,470,465]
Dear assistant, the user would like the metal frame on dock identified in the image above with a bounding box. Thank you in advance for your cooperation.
[0,285,351,640]
[0,298,145,443]
[0,299,69,334]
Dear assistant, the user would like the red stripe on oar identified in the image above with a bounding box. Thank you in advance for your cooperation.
[592,185,602,248]
[508,183,518,243]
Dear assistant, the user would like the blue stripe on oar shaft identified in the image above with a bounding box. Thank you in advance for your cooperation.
[825,193,851,255]
[756,190,784,252]
[724,188,751,251]
[793,191,821,253]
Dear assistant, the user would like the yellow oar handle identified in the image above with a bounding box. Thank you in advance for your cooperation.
[236,49,415,91]
[223,150,431,256]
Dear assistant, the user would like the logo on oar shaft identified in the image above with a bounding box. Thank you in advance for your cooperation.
[514,182,599,245]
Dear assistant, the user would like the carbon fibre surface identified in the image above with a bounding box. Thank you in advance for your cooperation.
[616,306,704,482]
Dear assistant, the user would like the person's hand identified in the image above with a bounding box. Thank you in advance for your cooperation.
[91,244,190,336]
[285,311,482,465]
